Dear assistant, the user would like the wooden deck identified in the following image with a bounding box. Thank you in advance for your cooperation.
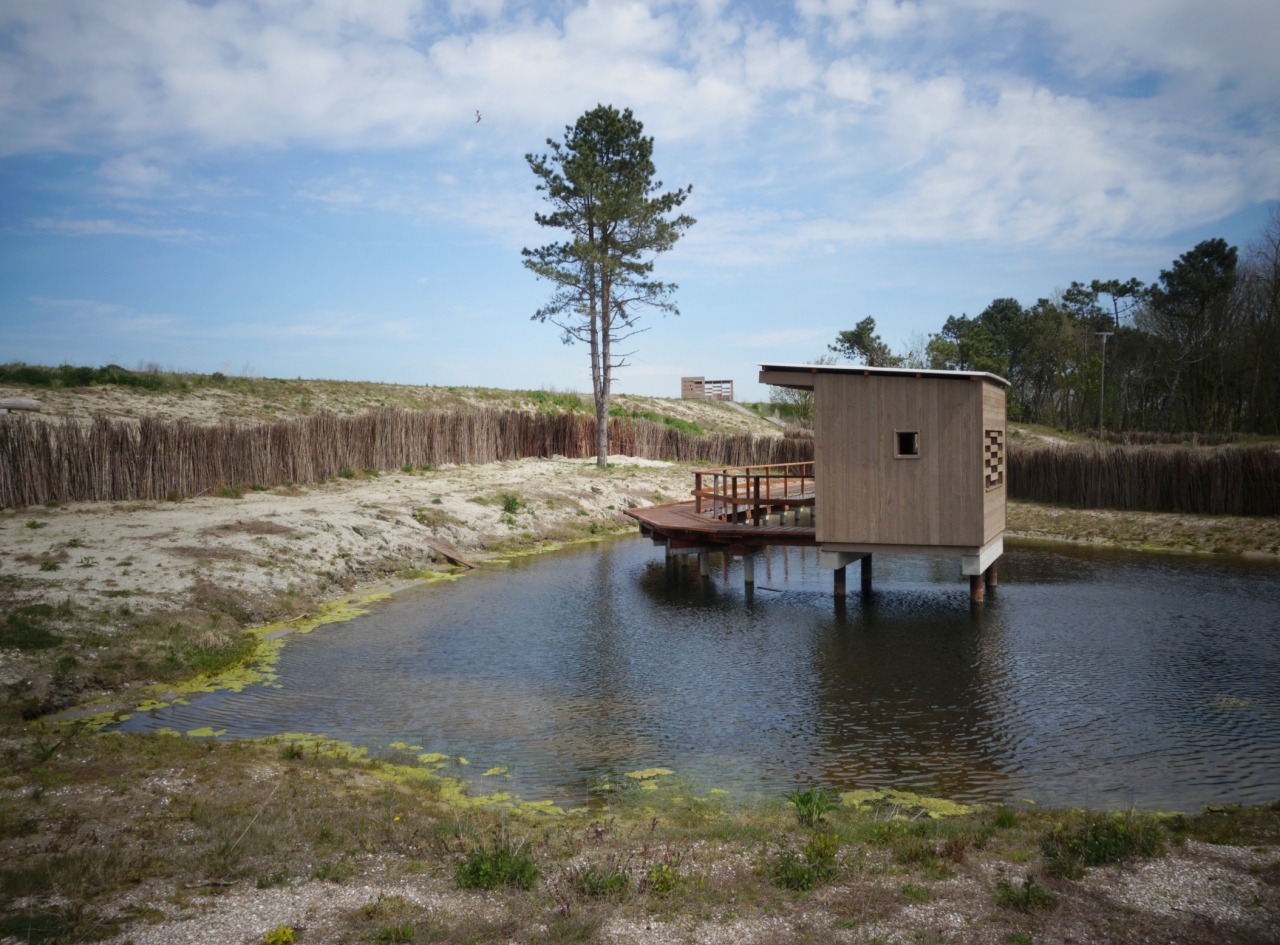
[626,500,816,552]
[625,461,817,554]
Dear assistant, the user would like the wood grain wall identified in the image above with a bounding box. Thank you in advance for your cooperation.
[814,374,1005,549]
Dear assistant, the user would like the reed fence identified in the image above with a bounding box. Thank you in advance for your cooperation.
[1007,442,1279,516]
[3,411,1273,516]
[0,410,813,508]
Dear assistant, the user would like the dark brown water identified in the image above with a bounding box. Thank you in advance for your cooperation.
[115,538,1280,810]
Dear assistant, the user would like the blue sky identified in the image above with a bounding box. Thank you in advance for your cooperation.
[2,0,1277,402]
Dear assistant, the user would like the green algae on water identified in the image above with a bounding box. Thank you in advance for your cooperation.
[839,788,979,819]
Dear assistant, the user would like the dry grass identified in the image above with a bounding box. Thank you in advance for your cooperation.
[0,730,1275,945]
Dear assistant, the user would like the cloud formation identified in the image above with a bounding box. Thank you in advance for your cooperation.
[1,0,1273,252]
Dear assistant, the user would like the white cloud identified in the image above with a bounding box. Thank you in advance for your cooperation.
[97,153,171,195]
[729,328,831,348]
[227,312,419,341]
[30,218,204,241]
[31,296,182,334]
[31,296,127,317]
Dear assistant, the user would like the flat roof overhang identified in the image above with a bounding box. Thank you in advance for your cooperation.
[759,362,1010,391]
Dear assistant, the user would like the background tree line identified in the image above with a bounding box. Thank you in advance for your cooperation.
[807,207,1280,436]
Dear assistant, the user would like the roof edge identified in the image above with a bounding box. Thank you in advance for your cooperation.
[759,362,1010,388]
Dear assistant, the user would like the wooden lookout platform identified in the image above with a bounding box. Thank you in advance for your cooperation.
[626,461,876,594]
[627,462,816,550]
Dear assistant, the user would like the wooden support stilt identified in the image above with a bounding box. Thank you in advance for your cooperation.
[743,555,755,586]
[969,573,984,603]
[834,565,847,596]
[860,554,873,594]
[984,563,998,588]
[698,553,710,577]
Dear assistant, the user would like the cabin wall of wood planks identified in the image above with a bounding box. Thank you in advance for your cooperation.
[813,374,1006,548]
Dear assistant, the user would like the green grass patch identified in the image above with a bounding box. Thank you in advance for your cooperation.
[1,603,67,650]
[526,389,587,412]
[608,406,705,436]
[993,872,1056,912]
[456,834,538,890]
[1040,812,1166,878]
[769,832,839,891]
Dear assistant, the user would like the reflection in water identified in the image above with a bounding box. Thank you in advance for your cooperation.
[113,539,1280,810]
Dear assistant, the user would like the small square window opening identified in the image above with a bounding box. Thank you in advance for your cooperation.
[895,430,919,458]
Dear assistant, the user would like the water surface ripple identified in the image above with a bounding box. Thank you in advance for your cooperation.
[115,539,1280,810]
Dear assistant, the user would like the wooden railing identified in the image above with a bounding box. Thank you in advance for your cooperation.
[692,461,814,525]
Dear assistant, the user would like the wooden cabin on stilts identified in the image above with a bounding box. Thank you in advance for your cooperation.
[625,364,1009,603]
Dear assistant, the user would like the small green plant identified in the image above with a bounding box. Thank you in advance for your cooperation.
[770,832,839,891]
[646,860,680,897]
[376,924,414,943]
[992,806,1019,829]
[262,926,295,945]
[39,560,61,571]
[902,882,930,903]
[279,743,305,760]
[994,872,1056,912]
[455,834,538,890]
[338,469,356,479]
[78,556,97,567]
[784,784,836,826]
[401,465,414,473]
[26,520,46,529]
[500,492,521,515]
[256,872,287,889]
[66,538,83,548]
[44,499,60,508]
[569,863,630,899]
[1040,812,1166,879]
[216,485,243,499]
[312,858,358,883]
[1006,934,1035,945]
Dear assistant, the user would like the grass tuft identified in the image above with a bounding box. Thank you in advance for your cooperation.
[456,833,538,890]
[784,784,836,827]
[1040,812,1166,878]
[994,871,1057,912]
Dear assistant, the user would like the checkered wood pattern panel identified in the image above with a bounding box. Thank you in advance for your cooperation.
[984,429,1005,489]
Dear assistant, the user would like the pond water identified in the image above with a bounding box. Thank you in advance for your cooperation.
[115,538,1280,811]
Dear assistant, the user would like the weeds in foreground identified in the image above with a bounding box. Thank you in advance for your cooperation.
[456,833,538,890]
[901,882,930,903]
[784,784,836,827]
[567,861,631,899]
[769,832,840,891]
[993,871,1057,912]
[1040,812,1166,878]
[1,726,1276,945]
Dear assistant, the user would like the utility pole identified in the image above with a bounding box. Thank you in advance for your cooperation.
[1096,331,1113,438]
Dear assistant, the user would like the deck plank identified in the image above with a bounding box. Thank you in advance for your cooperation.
[625,500,817,547]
